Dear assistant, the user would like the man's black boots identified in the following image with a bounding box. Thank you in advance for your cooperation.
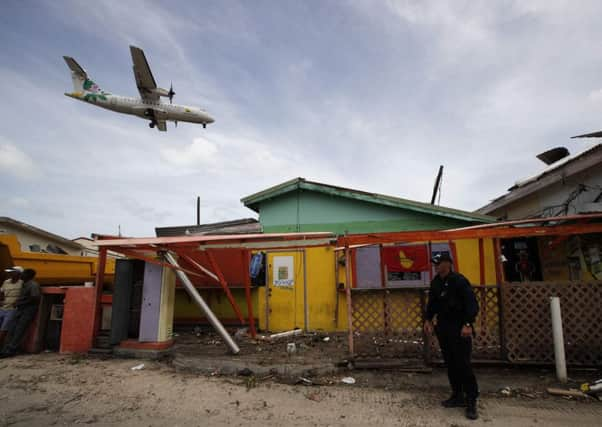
[465,399,478,420]
[441,394,466,408]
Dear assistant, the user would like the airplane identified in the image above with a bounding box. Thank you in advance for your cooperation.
[63,46,214,131]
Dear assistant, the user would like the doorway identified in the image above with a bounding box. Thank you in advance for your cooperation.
[265,250,306,331]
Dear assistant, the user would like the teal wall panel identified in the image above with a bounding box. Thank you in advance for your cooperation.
[258,190,476,234]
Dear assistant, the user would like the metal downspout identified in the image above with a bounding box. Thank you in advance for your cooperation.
[163,251,240,354]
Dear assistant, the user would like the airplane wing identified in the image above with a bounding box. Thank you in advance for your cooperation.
[130,45,159,101]
[155,119,167,132]
[571,130,602,138]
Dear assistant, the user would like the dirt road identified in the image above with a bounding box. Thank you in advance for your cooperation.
[0,354,600,426]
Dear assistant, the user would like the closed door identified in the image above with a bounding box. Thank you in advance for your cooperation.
[266,251,305,331]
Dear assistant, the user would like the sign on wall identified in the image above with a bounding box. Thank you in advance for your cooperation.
[273,256,294,287]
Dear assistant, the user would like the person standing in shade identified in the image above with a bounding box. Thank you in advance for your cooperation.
[424,253,480,420]
[1,268,40,358]
[0,266,24,347]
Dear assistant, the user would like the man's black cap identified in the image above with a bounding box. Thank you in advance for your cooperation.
[431,253,453,264]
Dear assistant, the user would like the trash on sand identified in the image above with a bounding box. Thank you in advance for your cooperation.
[286,343,297,354]
[266,329,303,341]
[323,336,330,342]
[581,379,602,396]
[297,377,313,385]
[341,377,356,385]
[234,327,248,339]
[131,364,145,371]
[499,387,511,396]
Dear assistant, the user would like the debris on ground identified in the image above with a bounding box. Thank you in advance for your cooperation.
[323,337,330,342]
[286,343,297,354]
[499,387,511,397]
[297,377,314,386]
[130,363,145,371]
[581,379,602,398]
[234,328,248,340]
[341,377,356,385]
[547,387,590,399]
[264,329,303,341]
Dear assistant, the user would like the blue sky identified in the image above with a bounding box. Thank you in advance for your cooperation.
[2,0,602,238]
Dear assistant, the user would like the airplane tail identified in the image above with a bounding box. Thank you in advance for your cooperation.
[63,56,109,97]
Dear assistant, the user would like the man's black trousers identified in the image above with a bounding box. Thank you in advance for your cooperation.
[2,305,38,355]
[436,324,479,400]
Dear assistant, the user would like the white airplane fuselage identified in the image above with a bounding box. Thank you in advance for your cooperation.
[64,91,214,127]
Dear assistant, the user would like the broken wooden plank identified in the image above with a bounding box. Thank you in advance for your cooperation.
[547,387,589,398]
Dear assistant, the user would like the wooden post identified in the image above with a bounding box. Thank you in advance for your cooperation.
[242,250,257,338]
[344,246,355,356]
[334,250,340,328]
[93,247,107,340]
[493,238,507,360]
[421,290,432,365]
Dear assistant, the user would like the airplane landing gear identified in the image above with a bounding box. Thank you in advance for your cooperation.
[202,123,206,129]
[149,121,156,128]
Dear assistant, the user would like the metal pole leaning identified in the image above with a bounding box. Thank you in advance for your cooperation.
[550,296,567,383]
[164,251,240,354]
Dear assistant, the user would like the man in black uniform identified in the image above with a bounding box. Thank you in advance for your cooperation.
[424,253,479,420]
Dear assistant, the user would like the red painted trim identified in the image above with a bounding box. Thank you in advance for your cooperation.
[351,248,358,289]
[117,248,204,278]
[339,221,602,246]
[41,287,67,294]
[379,244,387,288]
[118,339,174,350]
[478,238,485,285]
[449,240,459,272]
[446,213,602,232]
[100,294,112,304]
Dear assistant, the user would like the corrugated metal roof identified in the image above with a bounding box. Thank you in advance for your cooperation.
[155,218,260,237]
[241,178,494,223]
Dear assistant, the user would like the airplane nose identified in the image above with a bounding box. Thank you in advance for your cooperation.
[206,115,215,124]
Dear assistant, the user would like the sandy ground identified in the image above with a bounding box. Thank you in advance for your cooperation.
[0,353,601,427]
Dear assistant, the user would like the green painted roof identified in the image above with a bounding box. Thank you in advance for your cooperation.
[241,178,495,224]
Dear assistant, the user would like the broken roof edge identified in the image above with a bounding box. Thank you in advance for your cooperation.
[477,143,602,215]
[95,231,335,248]
[241,177,495,224]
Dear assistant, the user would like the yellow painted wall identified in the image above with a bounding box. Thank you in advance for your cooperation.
[455,238,497,285]
[174,288,257,321]
[255,246,349,332]
[173,238,499,333]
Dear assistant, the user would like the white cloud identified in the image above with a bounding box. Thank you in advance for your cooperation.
[0,141,38,179]
[588,88,602,102]
[160,137,219,168]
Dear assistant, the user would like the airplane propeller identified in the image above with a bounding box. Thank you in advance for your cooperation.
[168,82,175,104]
